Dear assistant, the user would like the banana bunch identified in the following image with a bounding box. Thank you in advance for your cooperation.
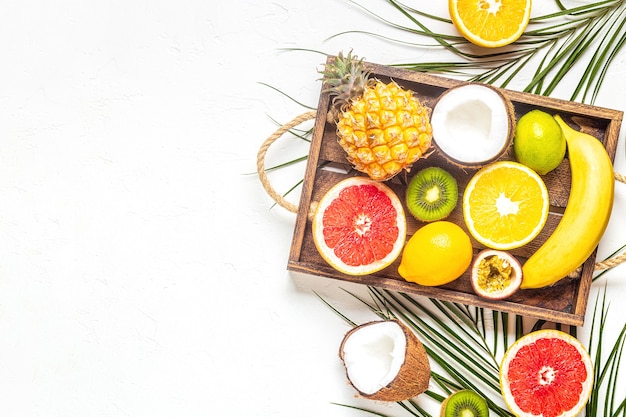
[521,115,614,289]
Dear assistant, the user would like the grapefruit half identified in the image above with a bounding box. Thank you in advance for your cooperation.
[500,329,593,417]
[312,176,406,276]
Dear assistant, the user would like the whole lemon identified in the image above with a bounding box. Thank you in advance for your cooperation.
[513,109,566,175]
[398,221,473,286]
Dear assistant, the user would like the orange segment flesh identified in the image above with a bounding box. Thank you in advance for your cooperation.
[463,161,549,250]
[449,0,532,48]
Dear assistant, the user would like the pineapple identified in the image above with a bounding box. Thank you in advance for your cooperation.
[320,51,433,181]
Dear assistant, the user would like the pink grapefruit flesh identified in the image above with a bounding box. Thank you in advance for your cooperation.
[312,176,406,276]
[500,329,593,417]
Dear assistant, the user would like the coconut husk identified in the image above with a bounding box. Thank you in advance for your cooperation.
[339,319,431,402]
[430,82,516,170]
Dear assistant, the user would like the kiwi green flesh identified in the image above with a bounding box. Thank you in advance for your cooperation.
[441,390,489,417]
[406,166,458,222]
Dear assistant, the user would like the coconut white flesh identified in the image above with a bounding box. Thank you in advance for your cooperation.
[341,321,406,395]
[432,84,510,163]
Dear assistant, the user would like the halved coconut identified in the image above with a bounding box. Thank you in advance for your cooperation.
[339,320,430,402]
[470,249,523,300]
[431,83,515,168]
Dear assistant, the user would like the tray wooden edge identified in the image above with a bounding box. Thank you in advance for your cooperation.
[288,85,330,265]
[287,56,623,327]
[287,262,585,327]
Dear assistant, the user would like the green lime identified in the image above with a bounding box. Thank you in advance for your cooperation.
[513,109,566,175]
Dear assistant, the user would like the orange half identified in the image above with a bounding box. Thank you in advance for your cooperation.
[463,160,549,250]
[449,0,532,48]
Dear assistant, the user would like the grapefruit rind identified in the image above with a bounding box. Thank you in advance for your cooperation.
[500,329,593,417]
[312,176,407,276]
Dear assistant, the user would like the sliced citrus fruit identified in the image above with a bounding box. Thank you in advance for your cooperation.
[500,329,593,417]
[449,0,532,48]
[312,176,406,275]
[463,160,549,250]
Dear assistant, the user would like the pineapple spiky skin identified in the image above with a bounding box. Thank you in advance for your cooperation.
[321,52,433,181]
[336,80,433,181]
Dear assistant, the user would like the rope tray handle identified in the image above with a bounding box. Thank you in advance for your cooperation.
[256,111,316,214]
[257,111,626,273]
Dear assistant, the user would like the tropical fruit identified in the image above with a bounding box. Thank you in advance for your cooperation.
[312,176,406,275]
[339,320,430,401]
[521,115,614,288]
[398,221,473,286]
[431,83,515,168]
[500,329,593,417]
[470,249,522,300]
[406,166,458,222]
[319,51,433,181]
[449,0,532,48]
[463,160,549,250]
[513,109,566,175]
[440,390,489,417]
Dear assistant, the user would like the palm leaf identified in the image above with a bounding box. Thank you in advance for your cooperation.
[257,82,316,111]
[593,243,626,281]
[256,3,626,409]
[259,2,626,212]
[586,287,626,416]
[339,0,626,103]
[322,287,624,416]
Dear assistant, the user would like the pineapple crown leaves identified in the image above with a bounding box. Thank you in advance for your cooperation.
[318,50,375,108]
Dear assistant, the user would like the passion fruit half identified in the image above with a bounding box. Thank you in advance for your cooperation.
[470,249,522,300]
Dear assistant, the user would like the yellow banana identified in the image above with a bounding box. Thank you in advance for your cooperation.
[521,115,614,289]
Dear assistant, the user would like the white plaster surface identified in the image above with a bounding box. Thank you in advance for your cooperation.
[0,1,624,416]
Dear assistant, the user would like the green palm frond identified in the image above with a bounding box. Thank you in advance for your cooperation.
[586,288,626,416]
[255,83,316,206]
[256,2,626,415]
[259,1,626,206]
[340,0,626,103]
[322,287,625,416]
[257,81,317,111]
[593,243,626,281]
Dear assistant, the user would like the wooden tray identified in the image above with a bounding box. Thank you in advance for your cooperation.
[288,57,622,326]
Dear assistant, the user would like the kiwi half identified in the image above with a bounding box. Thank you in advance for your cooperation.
[440,390,489,417]
[406,166,458,222]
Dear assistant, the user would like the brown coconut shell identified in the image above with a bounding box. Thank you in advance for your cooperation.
[339,319,431,402]
[431,82,516,170]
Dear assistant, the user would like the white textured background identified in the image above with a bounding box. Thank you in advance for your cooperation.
[0,1,624,416]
